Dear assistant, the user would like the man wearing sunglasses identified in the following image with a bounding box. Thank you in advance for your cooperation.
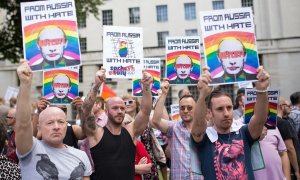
[80,67,153,180]
[151,79,202,179]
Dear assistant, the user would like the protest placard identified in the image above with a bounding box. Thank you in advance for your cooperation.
[244,89,279,129]
[4,87,19,104]
[43,66,79,104]
[132,58,161,97]
[103,26,143,79]
[200,8,259,85]
[166,36,200,85]
[170,104,180,121]
[21,0,81,71]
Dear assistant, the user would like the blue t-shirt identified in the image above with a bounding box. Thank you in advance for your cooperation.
[192,125,256,180]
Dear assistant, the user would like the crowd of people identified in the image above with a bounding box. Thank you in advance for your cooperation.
[1,60,300,180]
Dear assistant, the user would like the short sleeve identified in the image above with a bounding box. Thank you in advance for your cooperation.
[80,150,92,176]
[241,125,257,146]
[277,120,293,140]
[166,121,175,137]
[275,128,287,152]
[16,137,38,159]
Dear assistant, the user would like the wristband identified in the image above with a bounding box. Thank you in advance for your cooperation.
[255,87,269,94]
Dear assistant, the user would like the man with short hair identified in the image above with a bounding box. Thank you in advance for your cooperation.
[278,97,300,179]
[289,91,300,134]
[50,74,73,104]
[15,60,91,179]
[191,66,270,179]
[80,68,153,179]
[213,39,257,83]
[169,55,198,84]
[151,79,202,179]
[31,26,80,71]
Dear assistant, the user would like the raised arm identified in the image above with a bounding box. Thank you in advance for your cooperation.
[15,60,33,155]
[191,67,213,143]
[80,68,106,136]
[151,79,170,133]
[248,66,270,139]
[71,97,85,140]
[132,71,153,137]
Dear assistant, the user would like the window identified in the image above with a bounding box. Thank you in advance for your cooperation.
[184,3,196,20]
[79,66,83,83]
[157,31,169,47]
[129,7,140,24]
[185,29,198,36]
[242,0,253,7]
[212,0,224,10]
[156,5,168,22]
[78,12,86,28]
[102,10,113,25]
[80,37,87,52]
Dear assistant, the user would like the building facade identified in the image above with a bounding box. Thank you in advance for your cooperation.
[0,0,299,118]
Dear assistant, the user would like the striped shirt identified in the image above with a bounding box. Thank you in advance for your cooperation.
[167,120,202,180]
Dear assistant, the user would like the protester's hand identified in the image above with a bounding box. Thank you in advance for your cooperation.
[17,59,32,84]
[71,97,83,111]
[255,66,270,91]
[95,67,106,85]
[161,78,170,95]
[138,157,148,165]
[37,97,50,114]
[197,66,213,98]
[140,71,153,87]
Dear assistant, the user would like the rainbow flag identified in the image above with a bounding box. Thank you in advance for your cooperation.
[166,36,201,85]
[132,58,161,97]
[21,0,80,71]
[43,67,79,104]
[100,83,117,100]
[244,89,279,129]
[200,8,259,85]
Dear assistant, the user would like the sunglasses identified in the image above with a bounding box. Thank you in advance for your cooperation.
[6,116,14,119]
[281,104,291,108]
[180,105,193,111]
[124,100,135,105]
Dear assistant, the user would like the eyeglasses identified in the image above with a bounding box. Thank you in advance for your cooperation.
[180,105,193,111]
[6,116,14,119]
[124,100,135,105]
[281,104,291,108]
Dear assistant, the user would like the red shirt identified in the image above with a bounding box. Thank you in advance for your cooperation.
[135,141,151,180]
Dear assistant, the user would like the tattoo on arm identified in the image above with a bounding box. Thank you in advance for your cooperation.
[82,83,101,115]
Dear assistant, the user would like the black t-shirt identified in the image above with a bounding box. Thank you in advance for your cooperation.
[192,125,256,180]
[277,116,300,170]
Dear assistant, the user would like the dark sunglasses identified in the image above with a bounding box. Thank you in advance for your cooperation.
[180,105,193,111]
[6,116,14,119]
[281,104,291,108]
[124,100,135,105]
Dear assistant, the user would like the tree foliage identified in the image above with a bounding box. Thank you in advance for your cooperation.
[0,0,102,63]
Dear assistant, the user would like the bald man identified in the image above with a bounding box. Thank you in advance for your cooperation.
[16,60,91,179]
[213,38,257,84]
[79,68,153,179]
[31,26,80,71]
[169,55,198,84]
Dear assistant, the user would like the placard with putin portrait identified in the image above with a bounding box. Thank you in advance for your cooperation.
[21,0,81,71]
[166,36,201,85]
[244,89,280,129]
[132,58,161,97]
[43,67,79,104]
[200,7,259,85]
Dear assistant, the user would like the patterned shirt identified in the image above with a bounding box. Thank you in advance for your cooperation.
[167,120,202,180]
[289,106,300,133]
[0,154,21,179]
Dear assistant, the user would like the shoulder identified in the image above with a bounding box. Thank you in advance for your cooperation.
[212,76,225,83]
[65,59,80,66]
[244,72,257,80]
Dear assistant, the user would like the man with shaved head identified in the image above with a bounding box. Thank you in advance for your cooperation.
[31,26,80,71]
[79,67,153,179]
[15,60,91,179]
[213,38,257,83]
